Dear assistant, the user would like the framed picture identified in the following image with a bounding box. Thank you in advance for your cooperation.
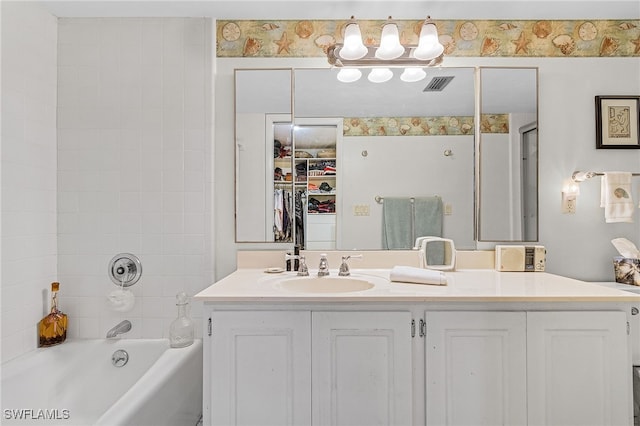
[595,95,640,149]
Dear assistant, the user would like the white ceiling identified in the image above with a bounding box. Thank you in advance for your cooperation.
[33,0,640,20]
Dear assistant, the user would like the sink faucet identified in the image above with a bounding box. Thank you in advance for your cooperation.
[297,256,309,276]
[318,253,330,277]
[106,320,132,338]
[338,254,363,276]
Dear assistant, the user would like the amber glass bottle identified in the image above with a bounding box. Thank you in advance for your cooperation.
[38,282,68,347]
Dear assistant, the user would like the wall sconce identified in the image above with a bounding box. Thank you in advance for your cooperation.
[328,16,445,83]
[562,178,580,214]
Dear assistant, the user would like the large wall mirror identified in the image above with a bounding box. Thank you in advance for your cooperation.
[235,66,538,249]
[478,67,539,242]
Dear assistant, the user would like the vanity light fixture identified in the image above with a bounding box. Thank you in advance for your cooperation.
[375,19,405,60]
[336,67,362,83]
[368,67,394,83]
[327,16,445,83]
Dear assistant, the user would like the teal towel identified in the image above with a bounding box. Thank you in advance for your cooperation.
[414,196,444,264]
[382,197,413,249]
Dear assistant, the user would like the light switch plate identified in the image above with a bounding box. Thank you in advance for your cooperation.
[353,204,370,216]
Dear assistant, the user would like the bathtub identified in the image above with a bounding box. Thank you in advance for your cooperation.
[1,339,202,426]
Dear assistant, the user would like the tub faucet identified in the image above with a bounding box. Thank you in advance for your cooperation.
[318,253,329,277]
[106,320,132,338]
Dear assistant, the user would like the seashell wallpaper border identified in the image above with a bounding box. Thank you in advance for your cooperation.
[342,114,509,137]
[217,19,640,58]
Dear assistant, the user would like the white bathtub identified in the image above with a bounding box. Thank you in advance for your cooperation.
[1,339,202,426]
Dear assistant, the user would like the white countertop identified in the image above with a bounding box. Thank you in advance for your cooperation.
[194,268,640,303]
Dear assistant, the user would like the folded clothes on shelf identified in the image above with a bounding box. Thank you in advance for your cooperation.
[308,197,335,213]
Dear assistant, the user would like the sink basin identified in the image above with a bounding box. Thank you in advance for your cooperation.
[276,276,376,293]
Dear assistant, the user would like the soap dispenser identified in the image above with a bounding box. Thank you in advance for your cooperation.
[169,291,194,348]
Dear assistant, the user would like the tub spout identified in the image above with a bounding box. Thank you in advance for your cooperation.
[106,320,132,338]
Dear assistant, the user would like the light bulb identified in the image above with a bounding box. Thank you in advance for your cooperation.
[339,21,368,60]
[337,68,362,83]
[367,68,393,83]
[375,20,405,60]
[400,67,427,82]
[413,20,444,61]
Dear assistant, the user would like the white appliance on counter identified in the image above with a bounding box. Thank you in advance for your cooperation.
[590,281,640,426]
[495,245,546,272]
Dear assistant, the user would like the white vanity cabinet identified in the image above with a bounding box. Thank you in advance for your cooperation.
[197,268,639,426]
[312,311,412,425]
[208,311,312,426]
[206,309,412,426]
[526,311,630,426]
[205,307,633,426]
[425,311,528,426]
[425,310,632,426]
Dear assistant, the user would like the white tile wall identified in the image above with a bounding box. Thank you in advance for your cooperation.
[1,2,59,361]
[56,18,212,340]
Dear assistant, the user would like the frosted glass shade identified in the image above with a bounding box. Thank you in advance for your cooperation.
[367,68,393,83]
[400,67,427,82]
[337,68,362,83]
[375,22,405,60]
[413,21,444,60]
[340,22,368,60]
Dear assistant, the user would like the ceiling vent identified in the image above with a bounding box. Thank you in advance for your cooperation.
[423,76,454,92]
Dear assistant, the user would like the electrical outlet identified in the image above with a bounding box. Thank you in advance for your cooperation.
[561,192,576,214]
[444,203,453,215]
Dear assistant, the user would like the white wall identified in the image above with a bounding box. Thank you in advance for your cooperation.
[56,18,213,339]
[1,2,58,361]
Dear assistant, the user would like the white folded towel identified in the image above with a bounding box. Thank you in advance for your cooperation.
[389,265,447,286]
[600,172,634,223]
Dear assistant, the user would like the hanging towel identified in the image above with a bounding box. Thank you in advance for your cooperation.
[382,198,413,249]
[600,172,634,223]
[414,196,444,263]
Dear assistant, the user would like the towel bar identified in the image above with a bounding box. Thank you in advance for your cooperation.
[375,195,440,204]
[572,170,640,182]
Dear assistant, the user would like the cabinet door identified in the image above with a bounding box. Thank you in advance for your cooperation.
[527,311,632,426]
[209,311,311,426]
[312,311,412,426]
[425,311,527,426]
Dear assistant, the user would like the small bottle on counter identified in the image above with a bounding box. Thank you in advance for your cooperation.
[169,291,194,348]
[286,250,292,271]
[38,282,68,347]
[294,245,300,271]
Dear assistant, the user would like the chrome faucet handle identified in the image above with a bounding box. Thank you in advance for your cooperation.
[317,253,330,277]
[338,254,363,276]
[297,256,309,276]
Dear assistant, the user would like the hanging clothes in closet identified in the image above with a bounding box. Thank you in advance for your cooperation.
[274,188,293,242]
[295,189,305,248]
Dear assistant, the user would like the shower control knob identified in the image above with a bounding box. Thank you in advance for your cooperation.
[108,253,142,287]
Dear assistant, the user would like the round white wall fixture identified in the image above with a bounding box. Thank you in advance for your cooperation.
[108,253,142,287]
